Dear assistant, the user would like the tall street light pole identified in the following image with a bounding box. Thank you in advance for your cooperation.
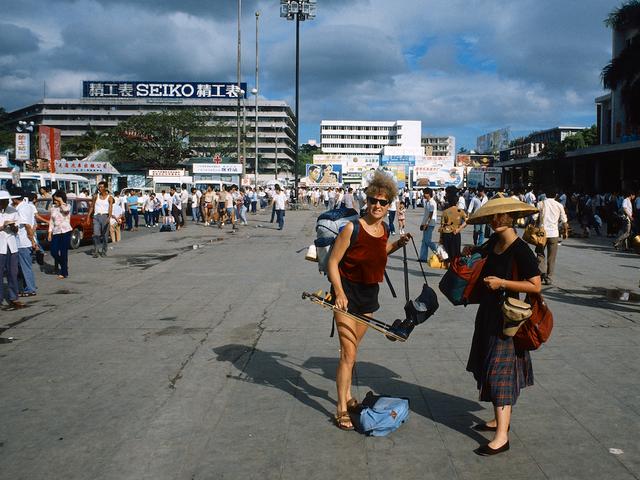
[280,0,316,198]
[237,0,243,187]
[253,10,260,189]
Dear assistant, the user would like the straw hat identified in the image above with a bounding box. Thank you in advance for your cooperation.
[467,196,538,225]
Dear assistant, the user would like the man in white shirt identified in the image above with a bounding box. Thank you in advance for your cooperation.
[419,188,438,261]
[170,186,183,230]
[180,184,189,229]
[467,186,488,245]
[536,188,568,285]
[614,190,636,250]
[273,185,288,230]
[388,195,398,235]
[524,188,536,205]
[0,190,25,308]
[12,192,38,296]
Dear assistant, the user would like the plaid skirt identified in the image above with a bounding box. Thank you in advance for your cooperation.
[467,302,534,407]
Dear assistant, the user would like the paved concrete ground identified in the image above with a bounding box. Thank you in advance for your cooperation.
[0,206,639,480]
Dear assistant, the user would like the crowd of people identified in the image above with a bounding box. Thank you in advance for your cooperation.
[0,181,301,308]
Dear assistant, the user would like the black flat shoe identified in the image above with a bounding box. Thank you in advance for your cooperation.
[472,423,497,432]
[472,423,509,432]
[474,441,510,456]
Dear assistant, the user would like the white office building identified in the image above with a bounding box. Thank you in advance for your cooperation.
[422,135,456,157]
[320,120,422,156]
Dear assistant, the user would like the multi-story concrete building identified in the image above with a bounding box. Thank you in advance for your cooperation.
[320,120,422,156]
[421,135,455,157]
[5,81,296,175]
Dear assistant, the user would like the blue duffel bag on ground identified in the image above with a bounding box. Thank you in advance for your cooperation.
[356,391,410,437]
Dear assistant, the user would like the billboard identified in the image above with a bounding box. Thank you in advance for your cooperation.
[193,163,243,175]
[312,154,379,173]
[302,164,342,186]
[15,133,30,160]
[54,160,120,175]
[0,153,9,168]
[456,154,494,167]
[413,165,464,189]
[83,81,248,99]
[37,126,61,172]
[380,155,416,167]
[476,128,510,154]
[467,167,503,189]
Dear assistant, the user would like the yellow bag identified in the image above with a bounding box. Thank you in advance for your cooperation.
[428,255,445,269]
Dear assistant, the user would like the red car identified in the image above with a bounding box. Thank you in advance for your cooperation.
[36,197,95,249]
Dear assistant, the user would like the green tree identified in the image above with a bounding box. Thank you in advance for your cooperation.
[540,141,566,160]
[109,109,207,169]
[62,127,110,158]
[0,107,15,151]
[602,1,640,126]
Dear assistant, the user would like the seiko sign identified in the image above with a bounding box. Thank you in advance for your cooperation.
[83,81,248,99]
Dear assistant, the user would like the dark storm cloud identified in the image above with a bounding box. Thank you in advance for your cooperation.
[0,23,40,55]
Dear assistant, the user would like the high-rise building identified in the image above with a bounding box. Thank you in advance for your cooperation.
[5,81,297,175]
[320,120,422,156]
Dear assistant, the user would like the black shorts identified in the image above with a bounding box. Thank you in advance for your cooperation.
[332,277,380,315]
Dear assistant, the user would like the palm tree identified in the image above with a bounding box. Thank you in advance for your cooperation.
[601,1,640,126]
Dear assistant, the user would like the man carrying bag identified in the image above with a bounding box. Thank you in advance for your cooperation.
[533,188,568,285]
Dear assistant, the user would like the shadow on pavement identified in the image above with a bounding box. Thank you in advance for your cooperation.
[213,344,486,442]
[213,344,334,419]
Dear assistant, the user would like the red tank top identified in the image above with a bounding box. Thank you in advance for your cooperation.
[339,221,389,284]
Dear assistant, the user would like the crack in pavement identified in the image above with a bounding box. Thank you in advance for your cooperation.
[168,302,234,390]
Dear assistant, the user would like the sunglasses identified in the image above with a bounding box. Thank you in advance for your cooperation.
[367,196,390,207]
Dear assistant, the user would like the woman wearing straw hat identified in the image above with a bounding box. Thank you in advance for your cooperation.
[464,196,541,456]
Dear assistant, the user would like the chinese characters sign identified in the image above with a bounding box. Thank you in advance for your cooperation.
[15,133,30,160]
[83,81,248,99]
[55,160,120,174]
[192,164,243,175]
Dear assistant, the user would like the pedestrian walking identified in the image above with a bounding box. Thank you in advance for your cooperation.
[397,201,406,234]
[86,181,114,258]
[614,190,636,250]
[180,184,189,228]
[0,190,26,308]
[326,170,411,430]
[48,190,72,279]
[273,185,287,230]
[535,188,568,285]
[467,186,488,246]
[127,190,139,231]
[143,193,157,227]
[110,197,124,243]
[170,186,183,230]
[11,191,38,297]
[419,188,439,262]
[464,196,541,456]
[439,187,467,261]
[387,195,397,235]
[191,187,202,222]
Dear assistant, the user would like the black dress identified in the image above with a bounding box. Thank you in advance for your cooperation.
[466,236,540,407]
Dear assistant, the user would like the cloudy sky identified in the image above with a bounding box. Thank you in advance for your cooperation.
[0,0,615,149]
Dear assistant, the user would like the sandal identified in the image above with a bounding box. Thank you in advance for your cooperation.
[346,398,359,412]
[335,411,354,431]
[18,292,36,297]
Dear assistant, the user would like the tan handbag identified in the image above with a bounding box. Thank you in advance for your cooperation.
[523,202,547,247]
[502,297,532,337]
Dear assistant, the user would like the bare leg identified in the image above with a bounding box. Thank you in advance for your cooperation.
[489,405,511,448]
[335,311,369,426]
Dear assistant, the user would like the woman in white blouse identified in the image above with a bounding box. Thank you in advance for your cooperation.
[48,190,73,279]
